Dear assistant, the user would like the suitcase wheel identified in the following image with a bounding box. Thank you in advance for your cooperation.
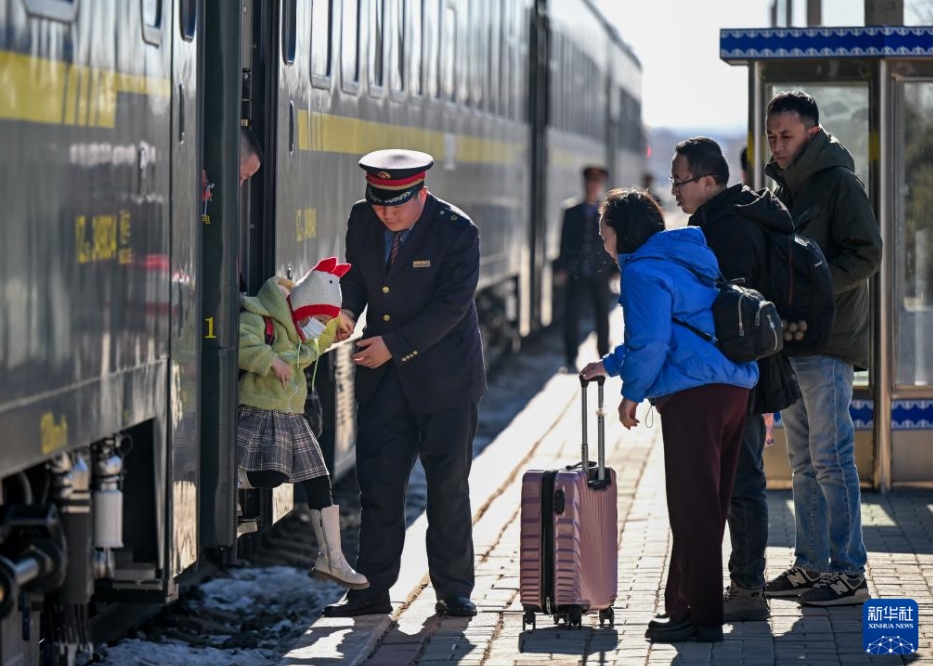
[599,607,615,627]
[568,609,583,629]
[522,610,536,632]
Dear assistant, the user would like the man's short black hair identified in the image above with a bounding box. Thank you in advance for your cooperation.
[740,146,749,173]
[674,137,729,186]
[240,126,263,164]
[767,90,819,128]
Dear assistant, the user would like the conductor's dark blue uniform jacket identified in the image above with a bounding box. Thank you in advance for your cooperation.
[341,194,486,413]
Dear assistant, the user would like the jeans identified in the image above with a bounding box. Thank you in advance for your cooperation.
[727,414,768,589]
[781,355,867,575]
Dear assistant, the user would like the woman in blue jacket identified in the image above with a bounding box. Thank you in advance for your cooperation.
[582,189,758,643]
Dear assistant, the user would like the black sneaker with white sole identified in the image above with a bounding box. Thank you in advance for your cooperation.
[764,565,822,597]
[798,573,869,606]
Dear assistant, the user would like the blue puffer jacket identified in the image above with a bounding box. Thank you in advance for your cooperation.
[601,227,759,403]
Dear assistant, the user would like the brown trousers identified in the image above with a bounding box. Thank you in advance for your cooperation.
[659,383,750,628]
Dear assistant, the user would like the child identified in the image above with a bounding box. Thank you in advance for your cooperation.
[237,257,368,590]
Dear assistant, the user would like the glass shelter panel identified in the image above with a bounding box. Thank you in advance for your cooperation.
[895,82,933,387]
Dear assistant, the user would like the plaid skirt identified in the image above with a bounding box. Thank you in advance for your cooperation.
[236,406,328,482]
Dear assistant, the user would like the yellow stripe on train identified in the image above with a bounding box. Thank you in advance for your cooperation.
[0,50,170,128]
[297,110,520,166]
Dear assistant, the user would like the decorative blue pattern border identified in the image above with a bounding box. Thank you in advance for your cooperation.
[773,399,933,430]
[720,26,933,62]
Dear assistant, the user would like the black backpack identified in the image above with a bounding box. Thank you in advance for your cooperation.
[759,223,835,356]
[674,268,784,363]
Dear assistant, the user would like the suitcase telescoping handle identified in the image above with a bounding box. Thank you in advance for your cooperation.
[578,374,606,483]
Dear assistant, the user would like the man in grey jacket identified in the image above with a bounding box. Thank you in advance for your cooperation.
[762,91,882,606]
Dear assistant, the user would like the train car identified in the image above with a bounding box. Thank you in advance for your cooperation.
[0,0,641,663]
[0,0,201,662]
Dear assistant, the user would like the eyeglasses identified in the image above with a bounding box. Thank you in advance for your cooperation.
[669,175,710,189]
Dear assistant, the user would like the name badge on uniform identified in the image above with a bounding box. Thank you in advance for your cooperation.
[412,260,431,268]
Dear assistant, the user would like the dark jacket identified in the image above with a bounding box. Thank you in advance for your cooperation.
[689,184,801,414]
[341,194,486,414]
[556,200,616,279]
[765,129,883,370]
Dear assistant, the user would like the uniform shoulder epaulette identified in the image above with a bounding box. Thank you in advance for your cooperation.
[351,199,369,212]
[437,203,470,229]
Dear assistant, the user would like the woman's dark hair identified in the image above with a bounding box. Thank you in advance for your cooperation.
[598,189,665,255]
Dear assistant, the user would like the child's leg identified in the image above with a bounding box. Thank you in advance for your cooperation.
[302,475,334,510]
[305,474,368,589]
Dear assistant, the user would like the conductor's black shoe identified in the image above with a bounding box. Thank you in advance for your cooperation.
[322,592,392,617]
[435,596,477,617]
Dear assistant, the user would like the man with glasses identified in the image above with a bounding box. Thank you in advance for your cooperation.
[671,137,800,622]
[762,91,881,607]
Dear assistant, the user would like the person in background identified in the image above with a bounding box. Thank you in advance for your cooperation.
[582,189,758,643]
[324,149,486,618]
[763,90,881,606]
[642,172,664,207]
[555,166,616,372]
[671,136,800,623]
[237,259,368,590]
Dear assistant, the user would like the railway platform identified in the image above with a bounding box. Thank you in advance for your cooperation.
[277,334,933,666]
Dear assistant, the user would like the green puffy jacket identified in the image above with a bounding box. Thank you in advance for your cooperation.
[765,128,883,370]
[238,276,337,414]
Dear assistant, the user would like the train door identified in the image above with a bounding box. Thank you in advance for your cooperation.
[239,0,295,528]
[527,0,549,332]
[169,0,203,577]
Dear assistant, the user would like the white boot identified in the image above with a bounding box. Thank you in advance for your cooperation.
[310,506,369,589]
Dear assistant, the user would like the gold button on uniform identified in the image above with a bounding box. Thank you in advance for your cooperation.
[383,314,391,322]
[382,286,390,293]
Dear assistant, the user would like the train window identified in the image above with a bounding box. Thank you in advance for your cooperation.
[282,0,297,65]
[466,0,482,109]
[342,0,361,91]
[142,0,163,45]
[370,0,385,91]
[23,0,78,22]
[409,0,423,96]
[390,0,405,93]
[441,4,456,103]
[501,0,513,120]
[179,0,197,41]
[311,0,332,86]
[487,0,499,116]
[425,0,440,98]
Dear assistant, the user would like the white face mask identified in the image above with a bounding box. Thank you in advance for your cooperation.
[300,317,327,341]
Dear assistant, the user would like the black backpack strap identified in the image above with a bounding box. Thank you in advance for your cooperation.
[672,317,716,343]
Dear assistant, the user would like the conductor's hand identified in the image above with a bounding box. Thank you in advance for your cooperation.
[336,309,357,342]
[271,357,293,389]
[353,336,392,369]
[580,361,608,381]
[619,398,639,430]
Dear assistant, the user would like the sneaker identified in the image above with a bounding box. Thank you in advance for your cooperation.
[723,582,770,622]
[798,573,869,607]
[764,565,822,597]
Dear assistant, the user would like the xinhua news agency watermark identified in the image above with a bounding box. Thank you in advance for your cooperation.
[863,599,919,655]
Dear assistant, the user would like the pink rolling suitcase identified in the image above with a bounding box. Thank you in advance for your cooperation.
[519,375,617,631]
